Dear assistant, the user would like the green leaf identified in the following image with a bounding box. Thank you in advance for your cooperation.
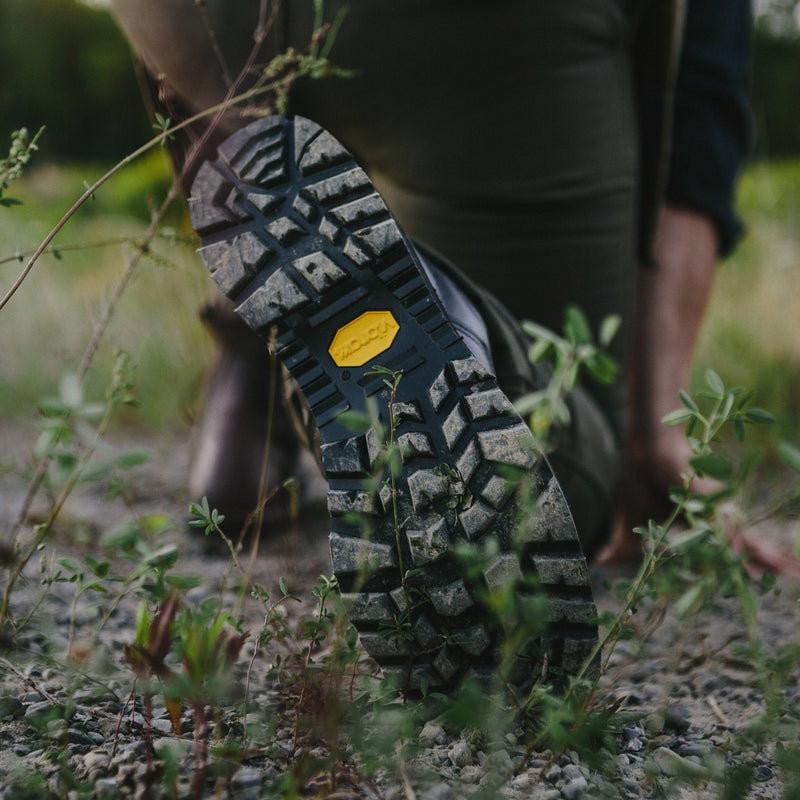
[662,408,694,426]
[669,527,710,550]
[777,441,800,474]
[673,582,705,620]
[0,197,23,207]
[527,338,553,364]
[84,555,110,579]
[689,453,732,481]
[279,576,289,596]
[521,320,557,342]
[584,352,618,385]
[57,557,81,575]
[733,416,745,442]
[599,314,621,348]
[564,304,593,346]
[335,409,373,432]
[101,521,141,551]
[678,390,699,412]
[705,368,725,396]
[744,408,776,424]
[144,544,179,569]
[115,451,150,469]
[59,373,83,409]
[38,398,70,418]
[513,390,546,417]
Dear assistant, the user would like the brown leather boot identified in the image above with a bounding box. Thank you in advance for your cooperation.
[189,297,301,538]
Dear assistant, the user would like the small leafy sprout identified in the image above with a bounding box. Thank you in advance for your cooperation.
[189,495,226,536]
[516,304,620,443]
[0,126,44,207]
[152,112,174,145]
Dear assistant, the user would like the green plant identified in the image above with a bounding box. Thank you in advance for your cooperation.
[0,127,44,207]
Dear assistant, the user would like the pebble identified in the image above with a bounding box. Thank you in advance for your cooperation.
[543,763,562,783]
[562,764,585,781]
[447,741,472,768]
[756,765,775,782]
[67,728,95,746]
[459,765,482,784]
[151,717,174,734]
[231,767,264,800]
[485,749,514,777]
[95,778,120,798]
[652,746,711,780]
[25,700,56,719]
[420,784,452,800]
[0,697,23,720]
[664,702,690,733]
[420,721,448,746]
[561,777,588,800]
[83,750,111,774]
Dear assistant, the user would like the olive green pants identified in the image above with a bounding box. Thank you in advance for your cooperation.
[111,0,651,551]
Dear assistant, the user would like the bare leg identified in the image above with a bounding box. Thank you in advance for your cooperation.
[598,205,718,562]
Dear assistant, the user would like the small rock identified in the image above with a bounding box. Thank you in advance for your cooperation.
[756,765,775,782]
[447,741,472,768]
[543,763,562,783]
[83,751,111,775]
[0,697,23,720]
[420,784,452,800]
[67,728,94,746]
[562,764,585,781]
[652,746,711,780]
[679,741,714,758]
[459,765,482,784]
[47,718,68,739]
[664,703,690,734]
[420,721,448,746]
[623,737,644,753]
[231,766,264,799]
[95,778,120,799]
[621,777,640,796]
[25,700,55,719]
[508,773,535,793]
[485,749,513,777]
[561,776,588,800]
[151,717,174,734]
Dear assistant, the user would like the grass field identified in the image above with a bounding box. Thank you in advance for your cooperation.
[1,153,799,446]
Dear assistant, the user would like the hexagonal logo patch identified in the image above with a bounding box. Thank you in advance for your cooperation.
[329,310,399,367]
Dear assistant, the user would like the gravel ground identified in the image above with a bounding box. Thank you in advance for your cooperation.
[1,424,799,799]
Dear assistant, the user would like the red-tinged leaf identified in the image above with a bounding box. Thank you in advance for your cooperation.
[166,697,182,735]
[149,593,179,663]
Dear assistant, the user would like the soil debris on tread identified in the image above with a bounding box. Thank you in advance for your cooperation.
[189,114,598,691]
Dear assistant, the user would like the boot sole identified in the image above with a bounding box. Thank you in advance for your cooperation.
[190,115,597,691]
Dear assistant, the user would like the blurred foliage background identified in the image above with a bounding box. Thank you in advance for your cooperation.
[0,0,798,453]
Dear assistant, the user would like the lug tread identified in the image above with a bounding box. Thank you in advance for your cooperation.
[190,114,598,691]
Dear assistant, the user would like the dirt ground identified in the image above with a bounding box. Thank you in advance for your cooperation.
[1,421,799,799]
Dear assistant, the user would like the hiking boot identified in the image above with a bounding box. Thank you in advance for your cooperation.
[189,298,300,537]
[189,115,598,691]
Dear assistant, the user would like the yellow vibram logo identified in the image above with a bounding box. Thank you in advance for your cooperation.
[329,311,400,367]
